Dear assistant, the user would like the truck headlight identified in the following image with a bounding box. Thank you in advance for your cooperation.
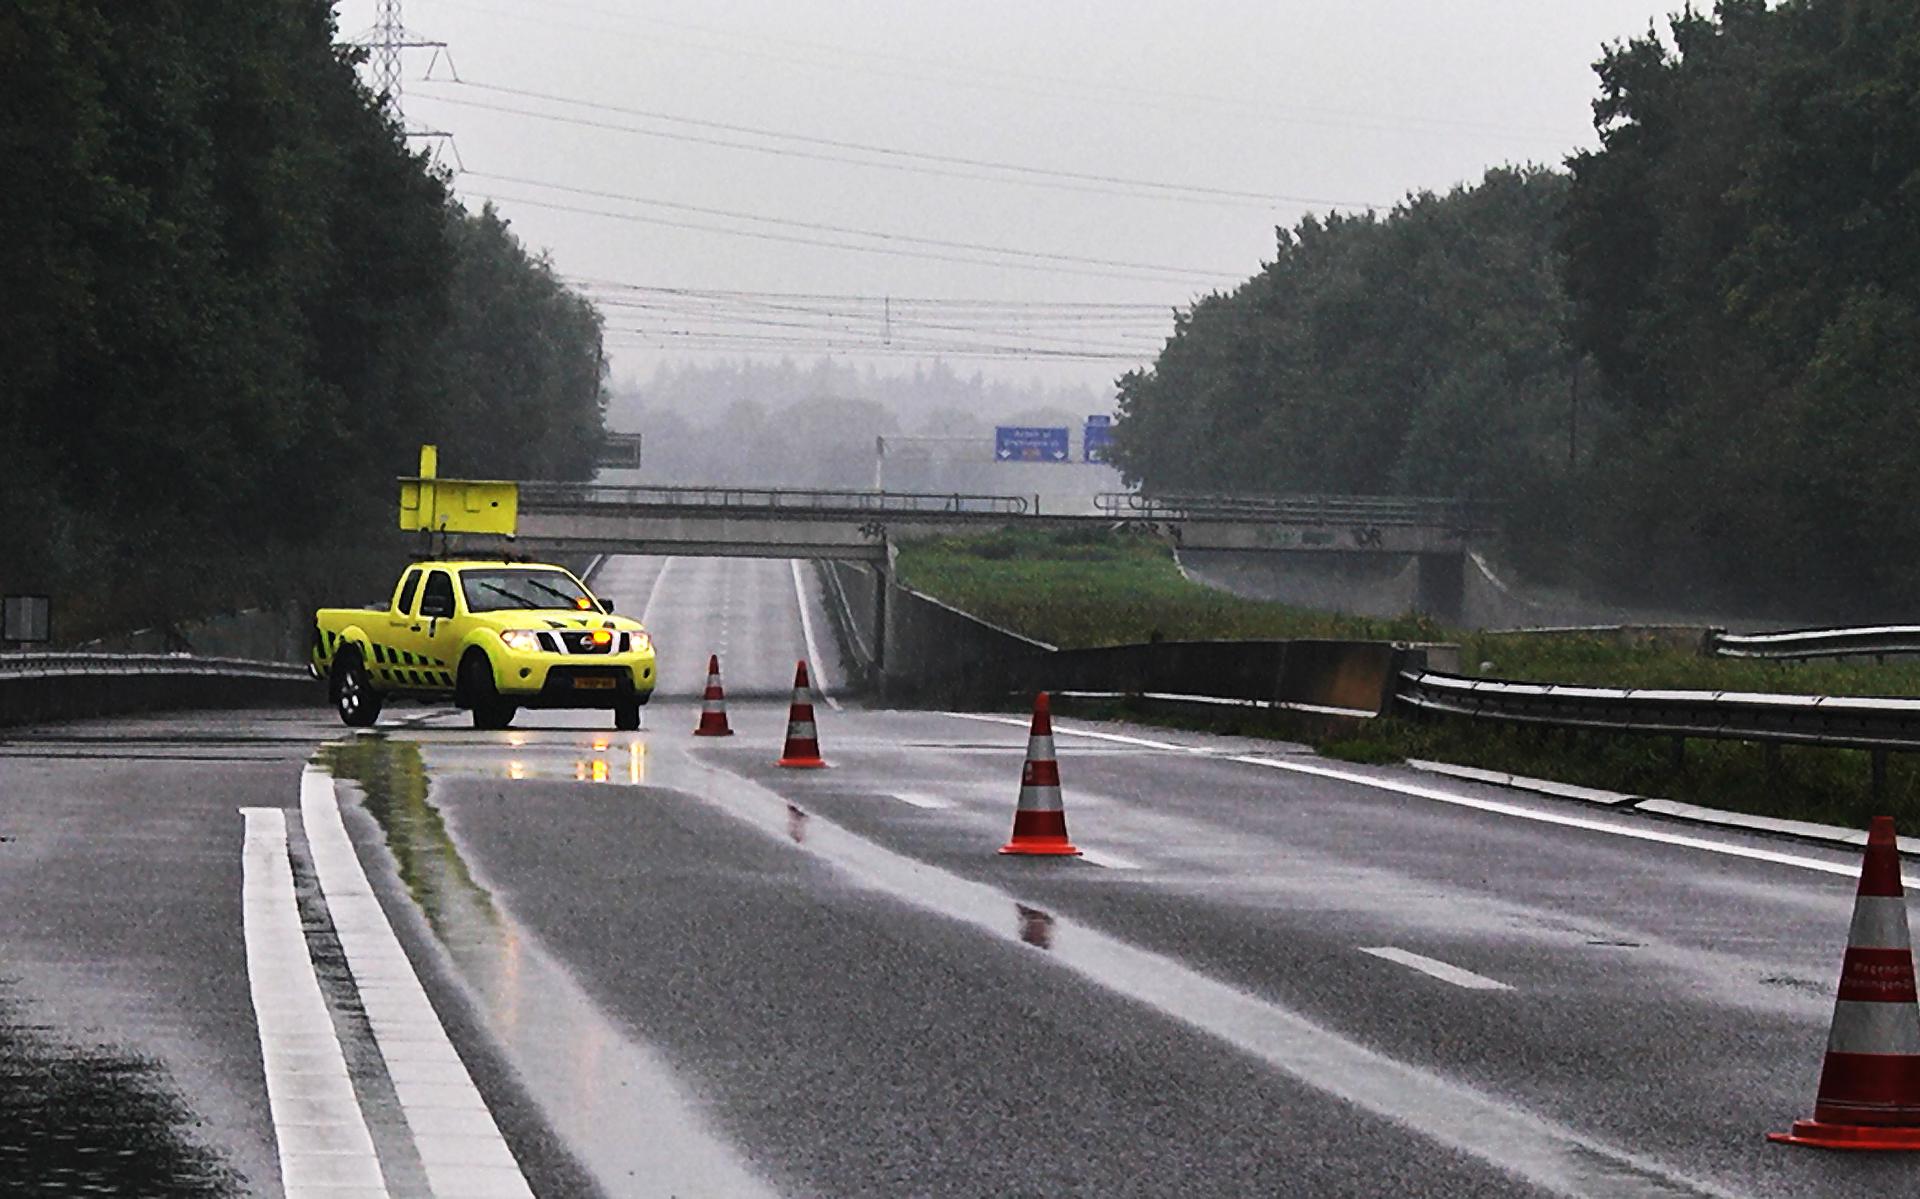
[500,629,542,653]
[627,630,652,653]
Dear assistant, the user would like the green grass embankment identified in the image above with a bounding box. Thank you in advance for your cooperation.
[896,530,1920,831]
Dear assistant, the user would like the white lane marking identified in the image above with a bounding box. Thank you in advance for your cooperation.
[893,791,952,809]
[300,769,534,1199]
[1224,753,1897,885]
[692,757,1737,1198]
[639,557,674,626]
[1076,846,1142,870]
[943,712,1201,754]
[942,712,1892,885]
[1361,947,1514,991]
[790,558,842,710]
[240,807,388,1198]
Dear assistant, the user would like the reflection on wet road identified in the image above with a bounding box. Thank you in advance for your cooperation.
[0,986,239,1196]
[322,734,776,1199]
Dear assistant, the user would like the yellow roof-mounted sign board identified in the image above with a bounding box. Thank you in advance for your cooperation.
[399,444,519,534]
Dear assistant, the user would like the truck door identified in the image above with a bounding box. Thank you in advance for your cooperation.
[413,569,461,690]
[377,568,425,690]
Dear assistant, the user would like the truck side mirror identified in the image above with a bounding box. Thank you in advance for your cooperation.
[599,598,615,614]
[420,597,453,619]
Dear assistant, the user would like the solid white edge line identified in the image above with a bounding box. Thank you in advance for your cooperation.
[939,711,1903,885]
[300,769,535,1199]
[1360,946,1514,992]
[240,806,389,1198]
[639,556,674,627]
[790,558,842,710]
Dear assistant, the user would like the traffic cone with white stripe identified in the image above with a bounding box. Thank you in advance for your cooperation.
[694,654,734,737]
[1771,816,1920,1149]
[999,692,1080,856]
[777,660,827,768]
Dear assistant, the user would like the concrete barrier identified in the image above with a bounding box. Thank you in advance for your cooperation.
[879,584,1055,705]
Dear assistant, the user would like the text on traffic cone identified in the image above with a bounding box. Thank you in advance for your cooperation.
[1770,816,1920,1150]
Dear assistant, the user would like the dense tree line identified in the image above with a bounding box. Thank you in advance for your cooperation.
[1563,0,1920,613]
[1113,167,1579,504]
[1116,0,1920,617]
[0,0,605,636]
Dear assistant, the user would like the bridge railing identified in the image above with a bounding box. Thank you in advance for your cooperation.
[1094,492,1499,529]
[521,483,1029,517]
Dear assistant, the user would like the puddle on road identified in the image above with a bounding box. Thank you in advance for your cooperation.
[318,736,775,1199]
[0,986,240,1197]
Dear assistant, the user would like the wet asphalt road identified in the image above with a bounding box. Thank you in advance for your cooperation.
[2,554,1919,1195]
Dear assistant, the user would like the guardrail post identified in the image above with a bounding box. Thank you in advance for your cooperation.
[1671,736,1686,771]
[1873,749,1889,801]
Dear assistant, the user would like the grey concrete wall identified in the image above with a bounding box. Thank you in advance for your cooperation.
[879,583,1055,705]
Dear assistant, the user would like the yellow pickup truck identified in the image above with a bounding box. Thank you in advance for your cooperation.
[311,559,657,730]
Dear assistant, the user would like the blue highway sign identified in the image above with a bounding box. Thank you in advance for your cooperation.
[995,426,1070,463]
[1084,415,1114,464]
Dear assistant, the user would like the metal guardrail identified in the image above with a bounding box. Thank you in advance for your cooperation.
[521,483,1029,517]
[1397,670,1920,752]
[1711,625,1920,661]
[0,653,311,681]
[1094,491,1499,529]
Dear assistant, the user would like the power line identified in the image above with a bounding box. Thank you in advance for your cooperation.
[458,189,1243,285]
[460,170,1239,278]
[419,0,1584,145]
[417,92,1355,212]
[426,79,1382,211]
[567,279,1179,312]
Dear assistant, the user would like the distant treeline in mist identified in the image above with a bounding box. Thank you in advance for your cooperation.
[1115,0,1920,618]
[611,360,1105,490]
[1,1,605,635]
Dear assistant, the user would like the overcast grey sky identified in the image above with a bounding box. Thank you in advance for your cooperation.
[334,1,1677,393]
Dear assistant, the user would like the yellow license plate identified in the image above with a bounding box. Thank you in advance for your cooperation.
[571,677,616,690]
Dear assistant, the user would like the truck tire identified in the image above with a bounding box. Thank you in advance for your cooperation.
[459,651,517,731]
[615,701,641,731]
[331,650,382,728]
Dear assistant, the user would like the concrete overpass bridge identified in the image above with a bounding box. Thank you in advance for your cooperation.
[438,482,1495,620]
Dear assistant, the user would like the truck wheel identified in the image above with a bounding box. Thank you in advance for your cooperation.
[615,702,641,731]
[331,651,382,728]
[460,652,517,730]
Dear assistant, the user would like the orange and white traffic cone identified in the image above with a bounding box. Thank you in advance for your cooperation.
[1771,816,1920,1150]
[694,654,733,737]
[999,692,1080,856]
[777,660,827,768]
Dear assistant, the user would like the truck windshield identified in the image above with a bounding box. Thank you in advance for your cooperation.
[460,569,596,613]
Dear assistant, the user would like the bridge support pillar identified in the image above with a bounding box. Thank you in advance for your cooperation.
[1413,552,1465,625]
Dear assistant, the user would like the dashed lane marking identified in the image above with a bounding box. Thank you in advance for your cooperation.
[693,757,1736,1198]
[240,807,388,1198]
[790,558,843,711]
[893,791,952,809]
[1076,847,1143,870]
[301,768,534,1199]
[1360,947,1513,991]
